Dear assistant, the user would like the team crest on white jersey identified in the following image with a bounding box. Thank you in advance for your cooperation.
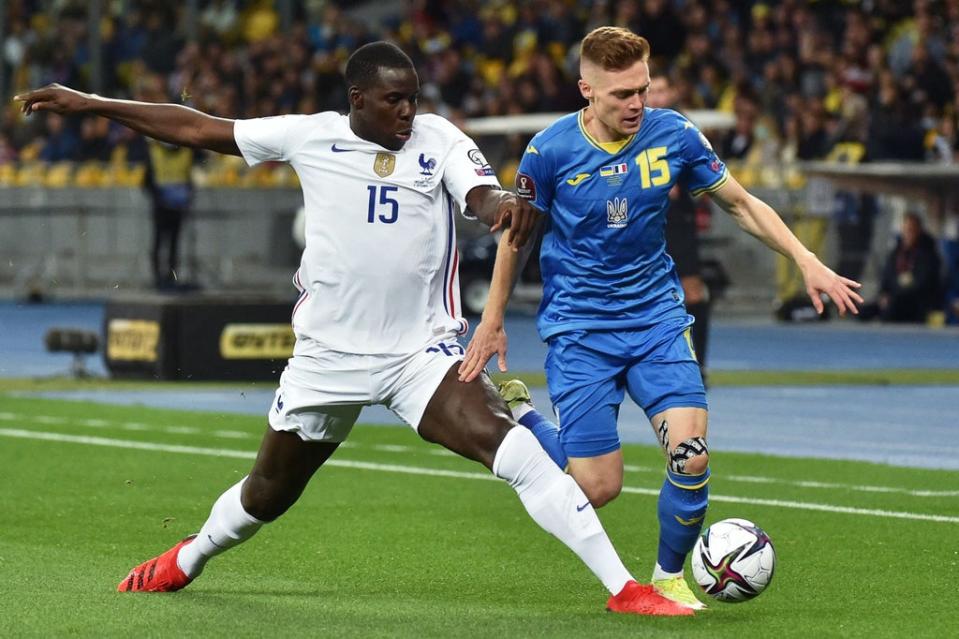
[418,153,437,175]
[374,152,396,177]
[606,197,628,228]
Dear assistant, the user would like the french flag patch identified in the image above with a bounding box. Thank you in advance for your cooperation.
[600,163,629,177]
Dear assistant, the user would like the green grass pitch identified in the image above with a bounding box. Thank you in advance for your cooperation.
[1,394,957,638]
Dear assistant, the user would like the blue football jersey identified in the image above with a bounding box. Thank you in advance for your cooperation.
[515,108,728,340]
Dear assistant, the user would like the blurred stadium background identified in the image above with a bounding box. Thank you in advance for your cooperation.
[0,0,956,452]
[0,0,957,320]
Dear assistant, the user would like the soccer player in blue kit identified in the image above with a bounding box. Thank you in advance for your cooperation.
[459,27,863,610]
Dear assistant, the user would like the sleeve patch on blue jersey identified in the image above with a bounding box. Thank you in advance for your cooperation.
[515,172,537,200]
[698,130,714,153]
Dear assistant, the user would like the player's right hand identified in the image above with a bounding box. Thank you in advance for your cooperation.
[490,194,538,251]
[15,83,92,116]
[458,320,508,382]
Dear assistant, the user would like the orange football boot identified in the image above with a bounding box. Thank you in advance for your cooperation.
[117,535,196,593]
[606,580,695,616]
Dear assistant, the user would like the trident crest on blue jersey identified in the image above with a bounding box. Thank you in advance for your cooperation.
[606,197,628,228]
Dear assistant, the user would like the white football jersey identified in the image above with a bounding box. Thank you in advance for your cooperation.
[234,112,500,355]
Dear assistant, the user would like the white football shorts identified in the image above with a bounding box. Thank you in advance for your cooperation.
[267,335,467,442]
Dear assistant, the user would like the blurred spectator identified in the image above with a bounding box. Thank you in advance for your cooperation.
[78,117,112,162]
[868,72,926,160]
[862,212,943,323]
[721,89,759,160]
[0,133,17,164]
[145,138,197,290]
[0,0,956,189]
[648,68,713,378]
[39,113,79,163]
[200,0,239,39]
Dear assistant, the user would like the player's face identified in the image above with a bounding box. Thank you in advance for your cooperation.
[351,67,420,151]
[581,60,650,137]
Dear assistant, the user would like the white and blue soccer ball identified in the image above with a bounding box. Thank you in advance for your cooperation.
[690,518,776,602]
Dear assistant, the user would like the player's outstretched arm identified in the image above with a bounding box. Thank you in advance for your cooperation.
[15,83,241,156]
[710,175,864,316]
[458,224,539,383]
[465,186,538,250]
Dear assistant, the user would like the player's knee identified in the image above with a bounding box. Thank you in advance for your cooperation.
[578,475,621,508]
[667,435,709,476]
[684,452,709,476]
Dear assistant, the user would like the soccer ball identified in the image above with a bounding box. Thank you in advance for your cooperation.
[690,518,776,602]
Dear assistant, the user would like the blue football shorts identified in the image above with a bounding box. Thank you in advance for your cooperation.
[544,316,707,458]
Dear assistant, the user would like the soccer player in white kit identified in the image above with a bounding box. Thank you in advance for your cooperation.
[16,42,690,616]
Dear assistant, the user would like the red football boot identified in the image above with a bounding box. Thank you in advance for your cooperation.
[117,535,196,593]
[606,580,695,616]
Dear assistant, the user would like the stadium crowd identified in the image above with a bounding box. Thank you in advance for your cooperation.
[1,0,957,321]
[1,0,957,166]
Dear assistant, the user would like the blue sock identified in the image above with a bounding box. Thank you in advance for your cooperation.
[518,410,568,468]
[656,467,710,573]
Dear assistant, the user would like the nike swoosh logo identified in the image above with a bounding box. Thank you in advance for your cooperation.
[566,173,591,186]
[331,144,354,153]
[674,514,705,527]
[576,502,590,512]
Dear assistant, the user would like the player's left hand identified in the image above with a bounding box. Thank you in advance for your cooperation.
[458,319,508,382]
[490,193,537,250]
[800,255,863,316]
[14,83,92,115]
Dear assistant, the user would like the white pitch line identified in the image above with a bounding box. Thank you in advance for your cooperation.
[372,444,413,453]
[212,430,253,439]
[164,426,200,435]
[617,486,959,523]
[1,427,957,524]
[625,465,959,498]
[4,411,958,497]
[5,410,959,496]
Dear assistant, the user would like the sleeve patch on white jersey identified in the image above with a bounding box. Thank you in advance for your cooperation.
[468,148,490,167]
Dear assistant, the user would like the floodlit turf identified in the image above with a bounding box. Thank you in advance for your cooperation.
[2,394,958,638]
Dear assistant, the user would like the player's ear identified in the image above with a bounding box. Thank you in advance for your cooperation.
[577,78,592,101]
[348,86,364,109]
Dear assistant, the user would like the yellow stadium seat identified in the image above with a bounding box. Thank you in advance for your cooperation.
[73,162,106,188]
[44,162,73,188]
[0,163,16,186]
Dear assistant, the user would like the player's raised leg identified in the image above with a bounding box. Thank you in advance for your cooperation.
[118,428,338,592]
[417,367,691,616]
[498,379,568,468]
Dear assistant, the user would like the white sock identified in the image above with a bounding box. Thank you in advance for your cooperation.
[492,427,633,594]
[653,563,684,581]
[510,402,534,421]
[177,477,264,578]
